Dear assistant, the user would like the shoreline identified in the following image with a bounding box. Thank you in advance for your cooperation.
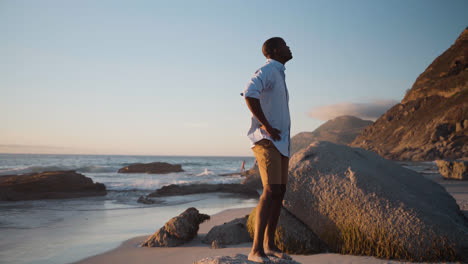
[71,175,467,264]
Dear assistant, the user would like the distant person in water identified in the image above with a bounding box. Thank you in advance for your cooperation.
[240,160,246,173]
[252,159,258,169]
[242,37,293,263]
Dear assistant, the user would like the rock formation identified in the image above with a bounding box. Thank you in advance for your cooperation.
[137,195,155,204]
[203,215,252,246]
[246,207,328,255]
[0,170,106,201]
[118,162,183,174]
[291,115,372,155]
[284,141,468,261]
[193,254,301,264]
[352,27,468,161]
[147,184,259,198]
[140,207,210,247]
[436,160,468,180]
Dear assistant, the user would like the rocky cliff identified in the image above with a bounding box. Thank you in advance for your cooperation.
[352,27,468,161]
[291,115,372,155]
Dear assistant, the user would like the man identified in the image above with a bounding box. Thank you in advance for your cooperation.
[242,37,293,263]
[240,160,246,173]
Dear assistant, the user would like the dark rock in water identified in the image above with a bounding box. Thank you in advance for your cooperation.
[118,162,183,174]
[284,141,468,261]
[137,195,155,204]
[219,172,241,176]
[0,170,106,201]
[147,184,259,198]
[436,160,468,180]
[246,207,327,255]
[140,207,210,247]
[291,115,373,155]
[220,166,262,189]
[194,254,301,264]
[351,27,468,161]
[241,166,262,189]
[203,215,252,245]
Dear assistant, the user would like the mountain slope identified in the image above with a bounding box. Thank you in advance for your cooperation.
[351,27,468,161]
[291,115,372,155]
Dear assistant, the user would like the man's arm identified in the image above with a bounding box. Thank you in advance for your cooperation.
[245,97,281,141]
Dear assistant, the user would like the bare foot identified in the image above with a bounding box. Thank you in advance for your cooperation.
[264,245,292,260]
[248,250,270,263]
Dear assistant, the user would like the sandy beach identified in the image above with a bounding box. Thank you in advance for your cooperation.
[72,176,468,264]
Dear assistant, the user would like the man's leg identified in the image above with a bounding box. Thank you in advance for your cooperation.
[263,184,286,251]
[249,139,283,263]
[263,154,292,259]
[249,185,279,261]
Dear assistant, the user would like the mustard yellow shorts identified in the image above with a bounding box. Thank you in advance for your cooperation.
[252,139,289,186]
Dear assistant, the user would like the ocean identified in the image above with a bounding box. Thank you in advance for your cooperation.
[0,154,258,264]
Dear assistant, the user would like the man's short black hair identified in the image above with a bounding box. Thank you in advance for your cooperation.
[262,37,284,58]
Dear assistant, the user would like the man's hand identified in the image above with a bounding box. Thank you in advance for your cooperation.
[260,125,281,141]
[245,97,281,141]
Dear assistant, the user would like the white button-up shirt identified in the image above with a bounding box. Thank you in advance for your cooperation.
[242,59,291,157]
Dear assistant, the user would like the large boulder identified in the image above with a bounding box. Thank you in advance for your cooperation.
[147,184,259,198]
[0,170,106,201]
[193,254,301,264]
[436,160,468,180]
[140,207,210,247]
[351,27,468,161]
[284,141,468,261]
[118,162,183,174]
[202,215,252,246]
[246,207,328,255]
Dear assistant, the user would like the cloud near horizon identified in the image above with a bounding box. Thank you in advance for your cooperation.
[307,99,399,121]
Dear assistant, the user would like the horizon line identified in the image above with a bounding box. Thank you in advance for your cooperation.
[0,152,255,158]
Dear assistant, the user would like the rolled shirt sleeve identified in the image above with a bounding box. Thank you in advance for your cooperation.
[243,69,269,99]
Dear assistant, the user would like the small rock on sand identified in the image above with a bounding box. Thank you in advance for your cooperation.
[203,215,252,245]
[210,240,225,249]
[141,207,210,247]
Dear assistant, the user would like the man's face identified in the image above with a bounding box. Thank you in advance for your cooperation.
[275,39,293,62]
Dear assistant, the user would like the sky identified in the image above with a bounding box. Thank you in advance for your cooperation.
[1,0,467,156]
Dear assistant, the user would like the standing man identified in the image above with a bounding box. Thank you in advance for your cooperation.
[240,160,246,173]
[242,37,293,263]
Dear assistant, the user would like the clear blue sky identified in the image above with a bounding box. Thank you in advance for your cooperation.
[1,0,467,156]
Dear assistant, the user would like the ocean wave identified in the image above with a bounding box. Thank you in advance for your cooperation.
[0,167,26,175]
[0,165,118,176]
[102,175,244,191]
[196,168,215,176]
[181,162,212,166]
[0,166,72,175]
[105,179,191,191]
